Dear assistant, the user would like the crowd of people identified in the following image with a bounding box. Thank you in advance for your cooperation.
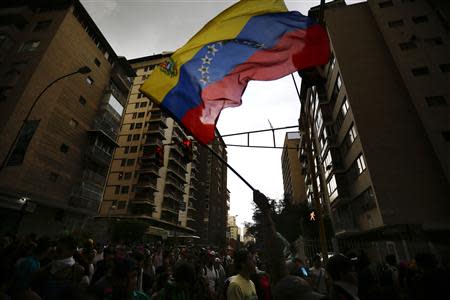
[0,191,449,300]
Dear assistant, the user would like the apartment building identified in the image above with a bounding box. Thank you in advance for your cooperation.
[299,0,450,260]
[281,132,307,204]
[0,0,133,235]
[100,54,229,246]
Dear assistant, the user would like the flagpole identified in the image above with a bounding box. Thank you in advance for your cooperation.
[203,144,255,191]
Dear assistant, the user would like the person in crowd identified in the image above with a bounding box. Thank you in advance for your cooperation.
[310,254,327,294]
[153,262,196,300]
[203,250,220,297]
[326,254,359,300]
[227,248,258,300]
[91,247,115,284]
[91,256,149,300]
[32,235,85,299]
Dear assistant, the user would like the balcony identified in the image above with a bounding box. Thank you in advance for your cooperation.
[164,191,182,204]
[137,161,160,177]
[143,136,163,147]
[167,163,187,182]
[134,191,155,202]
[161,211,178,224]
[165,176,185,191]
[128,202,154,216]
[136,176,158,191]
[147,125,166,139]
[85,144,112,167]
[111,68,132,93]
[148,113,167,128]
[91,117,119,142]
[69,182,102,212]
[161,203,179,215]
[82,170,106,186]
[169,153,187,171]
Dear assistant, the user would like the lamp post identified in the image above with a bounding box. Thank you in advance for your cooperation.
[0,66,91,170]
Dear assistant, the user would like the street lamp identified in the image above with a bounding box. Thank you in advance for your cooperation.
[0,66,92,170]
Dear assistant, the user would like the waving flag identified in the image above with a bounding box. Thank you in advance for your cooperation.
[140,0,330,144]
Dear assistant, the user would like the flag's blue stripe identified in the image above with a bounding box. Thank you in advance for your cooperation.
[162,11,314,120]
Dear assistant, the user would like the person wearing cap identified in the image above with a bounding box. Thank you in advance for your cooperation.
[227,248,258,300]
[326,254,359,300]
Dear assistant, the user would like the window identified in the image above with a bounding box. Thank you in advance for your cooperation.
[130,146,138,153]
[135,123,142,129]
[439,64,450,73]
[142,75,149,80]
[118,201,126,209]
[69,119,78,128]
[124,172,132,179]
[121,186,129,194]
[412,15,429,24]
[79,96,86,106]
[399,41,417,50]
[327,175,338,198]
[33,20,52,32]
[379,1,393,8]
[137,112,145,118]
[412,67,429,76]
[324,150,333,173]
[135,103,139,109]
[315,110,323,132]
[349,125,357,143]
[121,159,126,166]
[118,172,124,180]
[19,40,40,52]
[336,74,342,90]
[356,155,366,174]
[137,93,143,99]
[127,134,132,141]
[49,172,59,182]
[140,102,147,108]
[442,131,450,142]
[388,19,404,28]
[94,58,101,67]
[426,96,447,107]
[127,159,135,166]
[329,55,336,73]
[114,186,120,194]
[341,97,349,117]
[124,146,130,154]
[424,37,443,46]
[60,144,69,153]
[130,123,135,130]
[132,112,137,119]
[132,134,140,141]
[86,76,94,85]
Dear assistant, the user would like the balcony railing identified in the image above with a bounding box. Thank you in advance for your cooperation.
[165,176,184,191]
[143,137,163,147]
[147,126,166,138]
[167,163,187,182]
[82,170,106,186]
[134,192,155,202]
[169,153,187,171]
[92,117,119,141]
[85,145,112,167]
[136,178,158,191]
[69,182,102,212]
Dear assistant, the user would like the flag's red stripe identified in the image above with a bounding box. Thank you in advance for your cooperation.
[182,24,330,144]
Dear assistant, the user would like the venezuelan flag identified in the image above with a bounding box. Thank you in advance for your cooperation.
[140,0,330,145]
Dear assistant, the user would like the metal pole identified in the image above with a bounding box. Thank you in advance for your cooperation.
[0,68,90,170]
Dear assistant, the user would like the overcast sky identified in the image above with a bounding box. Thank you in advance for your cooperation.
[80,0,365,228]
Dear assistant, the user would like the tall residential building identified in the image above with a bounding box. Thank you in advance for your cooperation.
[194,132,229,248]
[0,0,133,235]
[299,0,450,260]
[281,132,307,204]
[99,54,228,247]
[227,215,239,241]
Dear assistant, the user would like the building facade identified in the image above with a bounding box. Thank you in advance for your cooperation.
[281,132,307,204]
[99,54,229,247]
[300,0,450,261]
[0,0,133,235]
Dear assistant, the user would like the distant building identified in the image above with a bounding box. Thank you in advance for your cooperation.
[0,0,133,235]
[99,54,228,247]
[281,132,307,204]
[300,0,450,260]
[228,215,239,241]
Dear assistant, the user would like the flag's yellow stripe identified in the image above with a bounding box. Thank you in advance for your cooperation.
[140,0,288,103]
